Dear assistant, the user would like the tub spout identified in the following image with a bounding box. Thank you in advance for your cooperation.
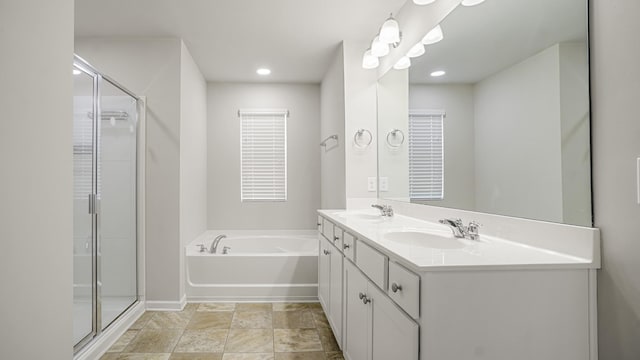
[210,235,227,253]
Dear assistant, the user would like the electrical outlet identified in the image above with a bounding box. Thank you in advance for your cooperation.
[367,177,377,192]
[379,177,389,192]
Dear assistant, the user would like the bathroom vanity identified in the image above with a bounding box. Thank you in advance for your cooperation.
[317,209,599,360]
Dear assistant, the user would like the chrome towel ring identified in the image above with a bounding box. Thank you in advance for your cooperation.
[354,128,372,149]
[386,129,405,148]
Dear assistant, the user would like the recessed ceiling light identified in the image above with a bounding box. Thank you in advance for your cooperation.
[72,69,81,75]
[256,68,271,75]
[461,0,486,6]
[430,70,446,77]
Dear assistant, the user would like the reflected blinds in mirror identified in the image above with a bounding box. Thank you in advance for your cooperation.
[408,111,444,201]
[239,110,288,202]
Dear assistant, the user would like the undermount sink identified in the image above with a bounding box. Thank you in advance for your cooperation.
[384,231,466,249]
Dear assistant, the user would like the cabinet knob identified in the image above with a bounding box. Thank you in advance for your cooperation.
[391,283,403,293]
[358,292,371,304]
[317,222,321,226]
[343,243,350,250]
[323,249,330,255]
[333,236,339,242]
[358,292,366,300]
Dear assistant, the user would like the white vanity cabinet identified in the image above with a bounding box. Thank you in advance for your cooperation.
[344,260,419,360]
[318,220,344,348]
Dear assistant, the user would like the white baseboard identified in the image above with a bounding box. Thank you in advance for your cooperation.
[187,295,319,303]
[74,301,145,360]
[145,294,187,311]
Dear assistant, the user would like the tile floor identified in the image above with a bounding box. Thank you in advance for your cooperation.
[100,303,345,360]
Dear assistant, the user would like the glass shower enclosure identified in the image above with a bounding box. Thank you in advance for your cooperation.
[72,55,140,353]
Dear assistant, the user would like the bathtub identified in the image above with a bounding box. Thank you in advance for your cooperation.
[186,230,319,302]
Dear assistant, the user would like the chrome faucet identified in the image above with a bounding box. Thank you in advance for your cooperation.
[371,204,394,217]
[209,234,227,253]
[439,218,482,240]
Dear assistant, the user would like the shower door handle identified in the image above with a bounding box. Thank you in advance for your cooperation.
[88,193,97,214]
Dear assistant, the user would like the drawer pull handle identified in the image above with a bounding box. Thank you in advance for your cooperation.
[317,222,321,226]
[391,283,403,293]
[333,236,339,242]
[358,292,371,304]
[343,243,350,250]
[323,249,330,255]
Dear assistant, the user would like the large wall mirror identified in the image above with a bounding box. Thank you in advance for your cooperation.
[377,0,591,226]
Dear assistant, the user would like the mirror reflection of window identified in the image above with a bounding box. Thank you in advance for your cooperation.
[408,111,445,202]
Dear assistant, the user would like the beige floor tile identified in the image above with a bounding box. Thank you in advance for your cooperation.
[272,311,315,329]
[273,329,323,352]
[222,354,275,360]
[169,354,222,360]
[174,330,228,353]
[198,303,236,312]
[181,303,200,314]
[101,353,172,360]
[271,303,309,312]
[129,312,156,330]
[187,312,233,330]
[235,303,273,312]
[325,352,344,360]
[306,302,323,310]
[274,352,325,360]
[123,328,183,353]
[107,330,140,352]
[317,327,340,352]
[231,311,273,329]
[147,312,193,329]
[225,329,274,353]
[310,311,330,329]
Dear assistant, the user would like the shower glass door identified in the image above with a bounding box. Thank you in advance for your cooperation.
[98,78,138,330]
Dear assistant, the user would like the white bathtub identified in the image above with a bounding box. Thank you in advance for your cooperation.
[186,230,319,302]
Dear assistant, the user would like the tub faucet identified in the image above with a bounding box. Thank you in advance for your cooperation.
[371,204,394,217]
[439,218,467,238]
[210,234,227,253]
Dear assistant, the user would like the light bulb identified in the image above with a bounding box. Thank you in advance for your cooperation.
[362,50,380,69]
[413,0,436,4]
[379,15,400,44]
[393,56,411,70]
[422,24,444,45]
[461,0,485,6]
[430,70,446,77]
[371,36,389,57]
[407,42,425,58]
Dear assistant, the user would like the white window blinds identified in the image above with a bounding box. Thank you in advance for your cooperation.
[240,110,288,202]
[408,110,445,201]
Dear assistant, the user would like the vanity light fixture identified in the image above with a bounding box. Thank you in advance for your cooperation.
[422,24,444,45]
[379,14,401,45]
[461,0,486,6]
[393,56,411,70]
[407,42,426,58]
[371,36,390,57]
[256,68,271,75]
[413,0,437,4]
[362,49,380,69]
[430,70,446,77]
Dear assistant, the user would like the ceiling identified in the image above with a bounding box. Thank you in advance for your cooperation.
[409,0,587,84]
[75,0,407,83]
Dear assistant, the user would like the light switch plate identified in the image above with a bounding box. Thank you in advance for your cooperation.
[379,177,389,192]
[367,177,377,192]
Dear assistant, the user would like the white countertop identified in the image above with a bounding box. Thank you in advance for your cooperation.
[318,209,598,272]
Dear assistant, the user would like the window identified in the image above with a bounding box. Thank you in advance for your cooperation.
[408,110,445,201]
[239,109,288,201]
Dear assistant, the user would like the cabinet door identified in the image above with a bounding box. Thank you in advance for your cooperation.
[343,261,371,360]
[329,244,343,347]
[370,284,419,360]
[318,237,331,312]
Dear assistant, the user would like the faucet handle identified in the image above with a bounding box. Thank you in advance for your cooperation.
[198,244,206,252]
[467,221,481,240]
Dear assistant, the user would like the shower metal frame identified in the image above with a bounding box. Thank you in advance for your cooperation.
[73,54,142,354]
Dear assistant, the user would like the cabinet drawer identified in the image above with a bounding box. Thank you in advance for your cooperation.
[388,261,420,319]
[332,225,343,252]
[356,240,387,289]
[343,232,355,262]
[322,218,333,241]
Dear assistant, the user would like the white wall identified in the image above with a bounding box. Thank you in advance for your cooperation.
[75,38,184,303]
[409,84,476,210]
[474,44,564,222]
[0,0,74,358]
[320,45,346,209]
[591,0,640,358]
[207,82,321,229]
[179,42,208,297]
